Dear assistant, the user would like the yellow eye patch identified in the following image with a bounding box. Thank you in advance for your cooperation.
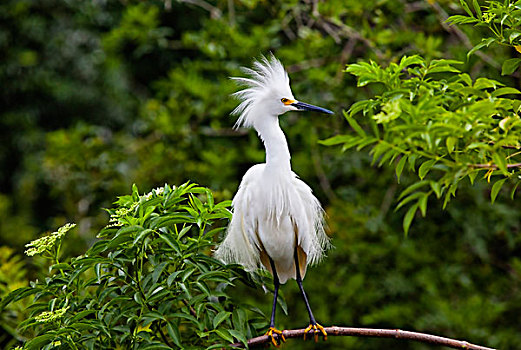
[281,98,295,105]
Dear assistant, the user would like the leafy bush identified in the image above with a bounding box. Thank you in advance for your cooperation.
[323,54,521,233]
[1,183,265,349]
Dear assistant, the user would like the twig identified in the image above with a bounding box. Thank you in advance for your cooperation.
[472,162,521,169]
[178,0,222,19]
[181,299,197,318]
[230,326,495,350]
[227,0,235,26]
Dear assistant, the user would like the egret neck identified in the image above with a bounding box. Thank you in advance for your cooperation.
[254,113,291,173]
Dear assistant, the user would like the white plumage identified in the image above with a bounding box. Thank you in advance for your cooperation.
[215,55,331,284]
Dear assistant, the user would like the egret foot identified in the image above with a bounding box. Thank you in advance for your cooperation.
[265,327,286,347]
[303,323,327,342]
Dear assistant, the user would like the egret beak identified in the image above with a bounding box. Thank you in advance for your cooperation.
[291,101,333,115]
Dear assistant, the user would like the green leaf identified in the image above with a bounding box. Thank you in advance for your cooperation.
[26,333,56,350]
[196,281,211,297]
[418,160,437,179]
[459,0,474,17]
[133,228,154,245]
[348,100,373,117]
[396,192,425,211]
[491,178,507,203]
[356,137,378,151]
[468,170,479,185]
[343,110,366,137]
[158,232,182,255]
[399,180,430,200]
[70,309,97,323]
[318,135,355,146]
[501,58,521,75]
[418,193,428,217]
[205,188,214,209]
[446,137,457,154]
[473,77,502,90]
[228,329,249,347]
[178,225,192,239]
[430,181,443,199]
[408,154,418,171]
[510,31,521,44]
[152,261,169,284]
[492,152,508,174]
[212,311,231,329]
[426,65,461,74]
[472,0,482,19]
[467,38,495,58]
[446,15,479,24]
[0,287,39,310]
[510,181,519,199]
[399,55,424,68]
[150,214,192,229]
[167,271,182,286]
[166,322,182,348]
[491,87,521,97]
[106,225,143,250]
[458,73,473,86]
[171,312,199,325]
[215,329,234,343]
[395,156,407,183]
[403,203,419,235]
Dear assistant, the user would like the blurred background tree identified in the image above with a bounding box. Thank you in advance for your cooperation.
[1,0,520,349]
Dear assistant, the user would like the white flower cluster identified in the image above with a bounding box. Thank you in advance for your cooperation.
[106,201,139,228]
[35,306,69,323]
[106,186,168,228]
[143,186,165,201]
[24,223,76,257]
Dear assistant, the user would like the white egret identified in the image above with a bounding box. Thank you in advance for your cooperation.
[215,54,332,346]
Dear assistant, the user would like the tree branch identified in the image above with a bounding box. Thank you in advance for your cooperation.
[230,326,495,350]
[472,162,521,169]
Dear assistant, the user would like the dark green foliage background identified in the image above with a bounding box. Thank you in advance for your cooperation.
[1,0,520,349]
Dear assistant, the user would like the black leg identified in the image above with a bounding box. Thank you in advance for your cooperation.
[268,257,280,328]
[265,257,285,346]
[294,249,317,325]
[294,248,327,341]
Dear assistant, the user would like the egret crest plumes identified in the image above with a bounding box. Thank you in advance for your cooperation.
[231,54,295,129]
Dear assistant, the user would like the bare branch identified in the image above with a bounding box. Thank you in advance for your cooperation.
[230,326,495,350]
[472,162,521,169]
[178,0,222,19]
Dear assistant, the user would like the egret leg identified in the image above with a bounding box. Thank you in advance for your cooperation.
[294,249,327,342]
[265,257,285,347]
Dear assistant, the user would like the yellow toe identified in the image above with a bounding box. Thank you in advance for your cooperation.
[303,323,327,342]
[265,327,286,347]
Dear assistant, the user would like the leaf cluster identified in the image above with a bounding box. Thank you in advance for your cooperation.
[323,55,521,232]
[448,0,521,74]
[1,183,264,349]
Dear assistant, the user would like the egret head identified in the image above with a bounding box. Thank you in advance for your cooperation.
[231,54,333,129]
